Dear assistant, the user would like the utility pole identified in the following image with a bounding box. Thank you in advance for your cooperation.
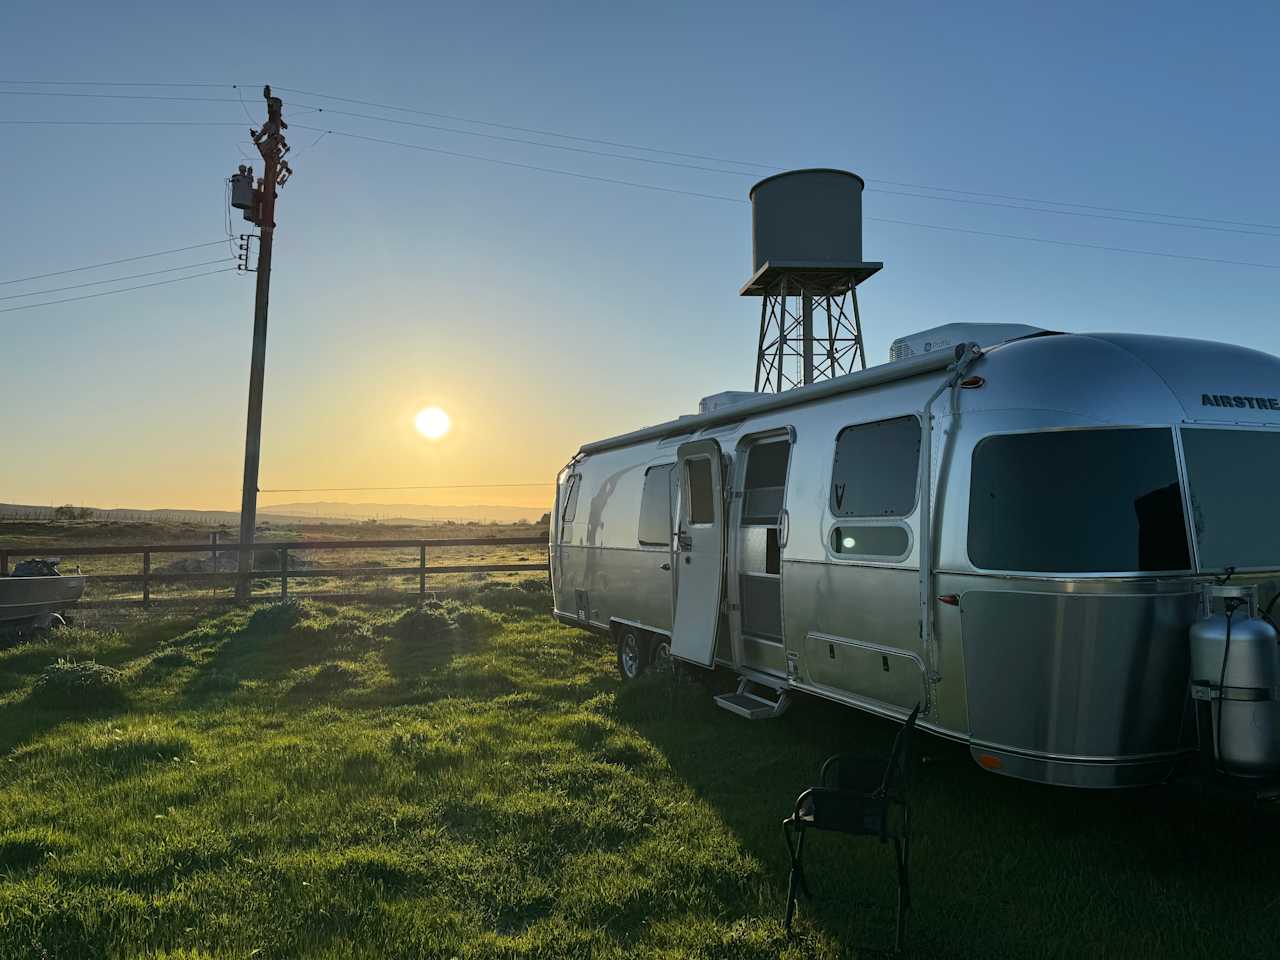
[229,86,293,601]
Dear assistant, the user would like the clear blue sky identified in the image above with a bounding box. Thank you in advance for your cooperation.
[1,0,1275,510]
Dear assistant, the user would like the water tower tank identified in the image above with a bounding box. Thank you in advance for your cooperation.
[741,168,882,392]
[749,169,871,274]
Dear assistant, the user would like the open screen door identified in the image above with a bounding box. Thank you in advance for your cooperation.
[670,438,725,666]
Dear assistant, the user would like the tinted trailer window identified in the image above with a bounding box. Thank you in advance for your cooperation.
[968,428,1191,573]
[1182,428,1280,571]
[830,416,921,518]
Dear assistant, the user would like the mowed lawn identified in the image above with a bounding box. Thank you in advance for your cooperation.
[1,588,1278,959]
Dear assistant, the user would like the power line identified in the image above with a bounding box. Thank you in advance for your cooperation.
[6,78,1276,233]
[1,240,227,286]
[0,89,240,104]
[299,124,1280,270]
[0,257,234,301]
[279,84,1279,234]
[0,119,243,127]
[0,79,234,88]
[294,124,744,204]
[260,482,554,493]
[292,102,757,179]
[869,187,1280,239]
[11,100,1277,238]
[866,216,1280,270]
[274,84,767,170]
[869,178,1280,232]
[291,104,1277,238]
[0,267,235,314]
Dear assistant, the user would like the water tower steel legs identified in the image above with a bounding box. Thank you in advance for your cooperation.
[802,295,814,385]
[850,288,867,372]
[753,277,867,392]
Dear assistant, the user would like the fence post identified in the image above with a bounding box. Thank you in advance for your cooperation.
[142,551,151,609]
[210,532,219,575]
[279,547,289,600]
[419,544,427,598]
[0,549,7,577]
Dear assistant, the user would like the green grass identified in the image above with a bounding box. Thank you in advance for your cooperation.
[1,588,1278,959]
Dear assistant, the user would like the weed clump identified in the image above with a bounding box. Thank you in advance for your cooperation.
[246,599,308,635]
[149,648,194,671]
[466,580,550,616]
[389,604,456,642]
[189,667,240,694]
[290,662,359,697]
[0,827,71,871]
[389,725,465,770]
[29,659,125,710]
[450,604,502,639]
[84,725,194,772]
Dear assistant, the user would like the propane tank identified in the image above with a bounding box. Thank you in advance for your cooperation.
[1190,584,1280,778]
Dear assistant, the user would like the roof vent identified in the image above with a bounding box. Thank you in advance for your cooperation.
[889,323,1048,362]
[698,391,758,415]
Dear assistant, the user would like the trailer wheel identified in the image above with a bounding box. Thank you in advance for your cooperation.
[615,627,648,681]
[649,637,673,676]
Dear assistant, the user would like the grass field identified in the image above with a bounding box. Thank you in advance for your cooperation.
[2,590,1279,959]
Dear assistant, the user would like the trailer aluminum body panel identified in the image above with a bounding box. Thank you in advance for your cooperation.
[550,329,1280,787]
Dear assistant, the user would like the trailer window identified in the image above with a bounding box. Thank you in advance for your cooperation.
[830,524,910,560]
[742,440,789,524]
[1181,428,1280,571]
[968,428,1190,573]
[561,475,581,522]
[830,416,920,518]
[638,464,675,546]
[686,458,715,525]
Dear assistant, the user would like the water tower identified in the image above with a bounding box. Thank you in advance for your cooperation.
[741,169,882,392]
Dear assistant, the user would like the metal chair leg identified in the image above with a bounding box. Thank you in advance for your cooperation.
[893,836,907,953]
[795,829,811,899]
[783,823,799,934]
[784,867,799,934]
[901,832,912,911]
[782,822,811,935]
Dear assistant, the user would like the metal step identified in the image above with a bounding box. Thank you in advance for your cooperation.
[714,678,791,720]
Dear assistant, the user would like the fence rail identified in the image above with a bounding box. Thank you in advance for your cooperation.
[1,536,548,608]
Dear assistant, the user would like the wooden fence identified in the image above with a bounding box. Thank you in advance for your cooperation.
[0,536,548,608]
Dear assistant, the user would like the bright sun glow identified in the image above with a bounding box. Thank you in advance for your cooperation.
[414,406,451,440]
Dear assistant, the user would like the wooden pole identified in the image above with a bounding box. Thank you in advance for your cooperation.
[236,87,288,602]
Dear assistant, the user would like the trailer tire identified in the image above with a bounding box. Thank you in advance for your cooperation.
[649,636,673,676]
[615,626,648,681]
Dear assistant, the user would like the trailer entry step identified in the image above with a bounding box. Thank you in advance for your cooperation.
[714,678,791,720]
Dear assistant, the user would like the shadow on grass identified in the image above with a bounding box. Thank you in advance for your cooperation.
[0,614,202,757]
[613,671,1280,958]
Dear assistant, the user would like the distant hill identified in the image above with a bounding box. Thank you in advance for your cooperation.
[255,501,547,524]
[0,500,547,526]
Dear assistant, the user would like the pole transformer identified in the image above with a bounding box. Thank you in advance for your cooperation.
[229,86,293,602]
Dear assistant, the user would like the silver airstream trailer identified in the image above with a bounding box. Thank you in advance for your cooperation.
[550,324,1280,788]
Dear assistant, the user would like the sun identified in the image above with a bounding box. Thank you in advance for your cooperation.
[414,406,451,440]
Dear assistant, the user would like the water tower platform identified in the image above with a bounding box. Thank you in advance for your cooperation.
[739,259,883,297]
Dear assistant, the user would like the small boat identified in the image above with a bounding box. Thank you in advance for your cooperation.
[0,558,85,628]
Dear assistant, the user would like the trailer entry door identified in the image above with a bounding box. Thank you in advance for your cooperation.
[671,439,726,666]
